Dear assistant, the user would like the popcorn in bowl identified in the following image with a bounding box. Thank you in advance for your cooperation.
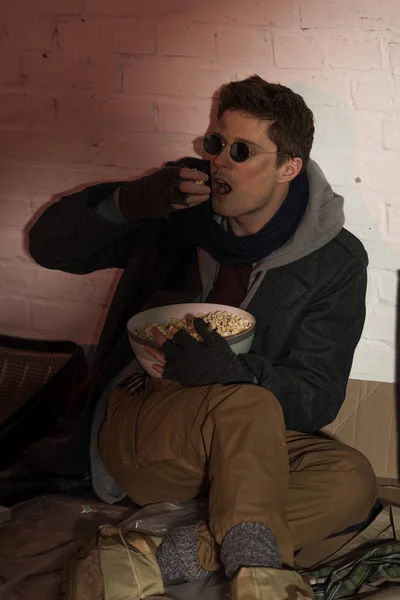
[127,302,256,378]
[133,310,253,342]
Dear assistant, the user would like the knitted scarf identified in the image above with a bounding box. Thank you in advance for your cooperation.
[184,171,309,266]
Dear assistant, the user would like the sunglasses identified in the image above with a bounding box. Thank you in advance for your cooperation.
[202,133,293,163]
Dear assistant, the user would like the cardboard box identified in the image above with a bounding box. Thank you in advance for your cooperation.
[322,379,398,478]
[377,480,400,506]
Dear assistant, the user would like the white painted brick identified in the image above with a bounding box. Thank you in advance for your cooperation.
[123,57,232,98]
[85,273,117,305]
[185,0,296,27]
[57,17,108,53]
[157,23,216,59]
[0,167,66,192]
[84,0,186,17]
[386,204,400,235]
[0,265,36,297]
[62,166,133,190]
[9,0,80,14]
[389,43,400,75]
[22,52,123,91]
[0,298,28,329]
[20,191,54,210]
[273,36,324,69]
[325,37,382,71]
[301,0,400,30]
[216,30,273,66]
[362,239,400,270]
[366,269,379,307]
[345,220,382,244]
[355,112,384,151]
[311,153,365,188]
[33,270,98,303]
[157,98,210,135]
[0,94,55,131]
[0,13,6,34]
[363,308,397,344]
[369,282,396,311]
[365,160,398,194]
[368,269,399,308]
[0,198,31,227]
[376,270,398,306]
[312,105,356,147]
[0,131,93,165]
[30,299,102,338]
[342,188,384,231]
[353,82,397,111]
[289,77,351,107]
[5,17,56,50]
[58,17,156,55]
[346,224,382,242]
[109,19,155,54]
[1,53,20,84]
[0,227,30,261]
[56,95,155,133]
[351,339,395,383]
[383,118,400,151]
[93,137,187,170]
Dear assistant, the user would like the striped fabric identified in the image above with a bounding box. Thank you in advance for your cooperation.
[302,542,400,599]
[0,345,70,426]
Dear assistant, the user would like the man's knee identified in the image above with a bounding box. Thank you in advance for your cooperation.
[210,383,285,425]
[330,445,377,523]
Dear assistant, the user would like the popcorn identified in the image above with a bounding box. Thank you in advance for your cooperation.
[134,311,252,342]
[192,168,206,186]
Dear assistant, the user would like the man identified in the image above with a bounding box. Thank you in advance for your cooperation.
[29,76,377,599]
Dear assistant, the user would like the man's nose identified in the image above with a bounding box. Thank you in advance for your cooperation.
[212,144,232,169]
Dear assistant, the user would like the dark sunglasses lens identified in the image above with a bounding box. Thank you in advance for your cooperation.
[231,142,250,162]
[203,134,223,155]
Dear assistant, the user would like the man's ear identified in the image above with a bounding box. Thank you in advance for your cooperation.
[278,157,303,183]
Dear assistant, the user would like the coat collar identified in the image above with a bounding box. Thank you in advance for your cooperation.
[244,250,320,325]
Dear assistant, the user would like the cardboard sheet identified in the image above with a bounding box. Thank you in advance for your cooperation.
[323,380,399,478]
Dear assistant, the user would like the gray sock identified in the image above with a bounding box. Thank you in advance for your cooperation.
[156,523,211,583]
[221,522,282,579]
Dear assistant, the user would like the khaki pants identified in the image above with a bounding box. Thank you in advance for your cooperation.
[99,378,377,569]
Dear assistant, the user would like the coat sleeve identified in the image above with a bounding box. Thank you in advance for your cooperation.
[28,182,139,274]
[240,255,368,433]
[28,161,198,274]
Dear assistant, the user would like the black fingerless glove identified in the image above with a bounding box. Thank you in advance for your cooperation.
[118,158,210,221]
[118,165,184,220]
[162,318,256,388]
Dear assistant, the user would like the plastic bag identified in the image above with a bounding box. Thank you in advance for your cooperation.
[120,496,208,536]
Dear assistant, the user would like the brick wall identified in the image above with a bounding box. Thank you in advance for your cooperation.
[0,0,399,382]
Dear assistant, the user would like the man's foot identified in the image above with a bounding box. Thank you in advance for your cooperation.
[231,567,314,600]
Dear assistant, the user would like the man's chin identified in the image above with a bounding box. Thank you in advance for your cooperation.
[212,196,238,217]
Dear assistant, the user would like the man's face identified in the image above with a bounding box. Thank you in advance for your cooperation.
[208,109,287,219]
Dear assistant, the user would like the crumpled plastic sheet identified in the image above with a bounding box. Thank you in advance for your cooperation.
[120,496,208,536]
[0,493,230,600]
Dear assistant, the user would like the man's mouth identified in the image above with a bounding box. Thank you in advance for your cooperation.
[212,177,233,196]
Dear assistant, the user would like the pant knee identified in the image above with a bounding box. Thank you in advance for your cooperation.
[330,446,377,522]
[213,383,284,422]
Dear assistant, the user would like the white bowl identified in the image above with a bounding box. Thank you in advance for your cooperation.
[127,303,255,378]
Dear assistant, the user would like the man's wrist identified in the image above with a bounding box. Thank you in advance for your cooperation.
[219,354,257,385]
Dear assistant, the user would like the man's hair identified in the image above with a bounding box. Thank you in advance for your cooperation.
[217,75,315,170]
